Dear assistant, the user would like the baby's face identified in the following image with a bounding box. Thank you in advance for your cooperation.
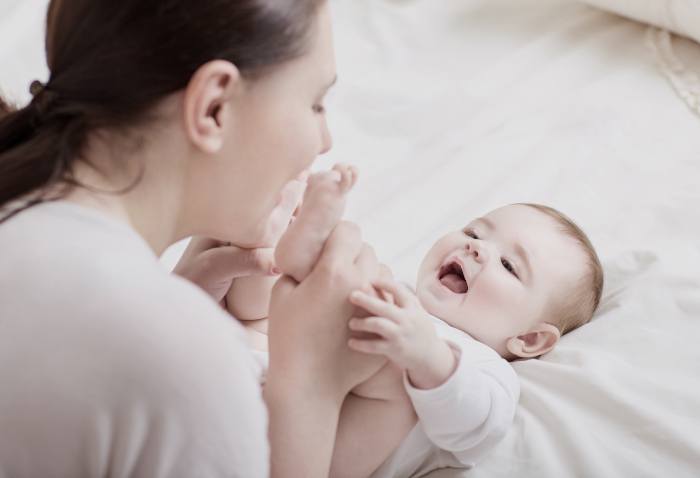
[416,205,587,357]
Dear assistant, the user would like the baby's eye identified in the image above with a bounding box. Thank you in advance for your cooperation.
[313,104,326,114]
[463,229,479,239]
[501,258,519,278]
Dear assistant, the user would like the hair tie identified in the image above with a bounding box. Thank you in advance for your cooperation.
[28,79,58,117]
[29,80,46,98]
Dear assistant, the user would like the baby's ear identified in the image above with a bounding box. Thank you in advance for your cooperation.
[506,323,561,359]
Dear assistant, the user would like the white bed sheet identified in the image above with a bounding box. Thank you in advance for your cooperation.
[326,1,700,476]
[1,0,699,477]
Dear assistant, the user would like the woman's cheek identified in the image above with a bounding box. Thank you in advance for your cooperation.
[294,115,323,163]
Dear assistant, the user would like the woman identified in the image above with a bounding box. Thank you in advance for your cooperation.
[0,0,385,476]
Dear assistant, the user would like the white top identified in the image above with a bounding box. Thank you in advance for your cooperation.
[370,317,520,478]
[0,201,268,478]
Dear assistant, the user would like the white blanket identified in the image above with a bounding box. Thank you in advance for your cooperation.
[2,0,699,477]
[326,1,700,476]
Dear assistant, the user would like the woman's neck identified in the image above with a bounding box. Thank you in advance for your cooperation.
[63,129,187,256]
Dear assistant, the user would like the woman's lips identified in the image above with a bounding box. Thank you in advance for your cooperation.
[438,260,468,294]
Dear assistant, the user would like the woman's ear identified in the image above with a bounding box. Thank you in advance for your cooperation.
[183,60,241,154]
[506,323,561,359]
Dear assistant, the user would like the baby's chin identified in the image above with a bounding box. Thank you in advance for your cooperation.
[415,281,461,326]
[416,281,513,359]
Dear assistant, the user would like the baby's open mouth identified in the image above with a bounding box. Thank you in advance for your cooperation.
[438,261,468,294]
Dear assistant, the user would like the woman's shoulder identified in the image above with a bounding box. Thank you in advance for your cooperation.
[0,199,250,356]
[0,203,269,475]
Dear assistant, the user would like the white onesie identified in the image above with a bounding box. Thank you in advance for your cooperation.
[253,315,519,477]
[370,316,520,477]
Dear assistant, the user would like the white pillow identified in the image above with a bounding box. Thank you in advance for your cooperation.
[579,0,700,43]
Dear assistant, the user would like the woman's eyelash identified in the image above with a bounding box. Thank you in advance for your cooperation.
[464,229,479,239]
[501,258,519,278]
[313,104,325,114]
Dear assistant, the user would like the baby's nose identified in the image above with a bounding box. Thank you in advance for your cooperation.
[466,241,488,263]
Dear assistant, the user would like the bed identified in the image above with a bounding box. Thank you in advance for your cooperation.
[2,0,699,477]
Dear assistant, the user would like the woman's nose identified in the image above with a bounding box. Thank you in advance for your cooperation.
[319,120,333,155]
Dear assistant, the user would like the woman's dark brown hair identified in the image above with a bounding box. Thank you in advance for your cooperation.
[0,0,325,223]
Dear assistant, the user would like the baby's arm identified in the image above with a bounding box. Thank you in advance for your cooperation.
[275,164,357,283]
[348,280,520,466]
[406,346,518,465]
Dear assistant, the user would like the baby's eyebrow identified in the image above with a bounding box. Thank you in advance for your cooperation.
[514,243,533,282]
[472,217,494,230]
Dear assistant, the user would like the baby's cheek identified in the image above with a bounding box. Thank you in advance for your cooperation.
[429,236,464,268]
[475,274,514,303]
[471,275,527,327]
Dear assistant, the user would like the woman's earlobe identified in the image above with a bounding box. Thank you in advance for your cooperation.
[506,323,561,359]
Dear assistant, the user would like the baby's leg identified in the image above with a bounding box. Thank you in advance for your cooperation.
[329,360,417,477]
[275,164,357,283]
[331,389,417,478]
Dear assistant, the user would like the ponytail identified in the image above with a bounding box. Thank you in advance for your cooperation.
[0,95,13,119]
[0,85,87,223]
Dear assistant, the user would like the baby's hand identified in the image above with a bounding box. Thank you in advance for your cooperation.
[348,280,457,389]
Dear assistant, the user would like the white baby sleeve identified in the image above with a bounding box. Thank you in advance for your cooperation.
[404,338,519,466]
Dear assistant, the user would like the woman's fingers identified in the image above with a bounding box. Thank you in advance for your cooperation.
[267,276,298,320]
[180,236,225,257]
[349,290,400,321]
[205,246,277,278]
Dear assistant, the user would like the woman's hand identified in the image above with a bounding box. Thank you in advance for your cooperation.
[264,221,391,478]
[173,176,309,305]
[173,172,307,304]
[266,221,389,397]
[173,237,278,304]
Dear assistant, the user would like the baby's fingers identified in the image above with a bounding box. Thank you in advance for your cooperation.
[348,336,392,356]
[372,279,414,308]
[348,316,398,339]
[349,290,399,321]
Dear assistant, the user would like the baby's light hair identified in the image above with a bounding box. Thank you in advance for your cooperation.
[518,203,604,335]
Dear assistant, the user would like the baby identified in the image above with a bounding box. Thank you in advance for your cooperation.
[226,165,604,477]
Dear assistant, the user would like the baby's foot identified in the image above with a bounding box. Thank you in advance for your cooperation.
[255,171,308,248]
[276,164,358,282]
[303,163,357,220]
